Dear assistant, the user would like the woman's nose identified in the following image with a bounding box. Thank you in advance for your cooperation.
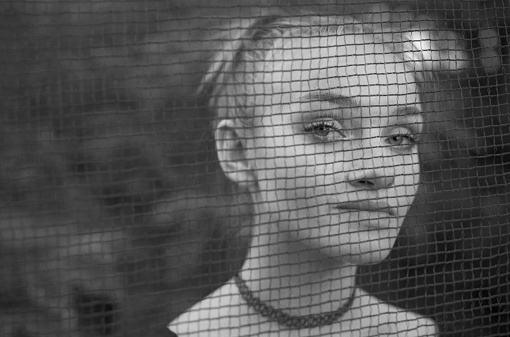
[347,167,395,190]
[345,144,396,190]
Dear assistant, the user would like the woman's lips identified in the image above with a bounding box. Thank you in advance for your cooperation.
[334,200,397,216]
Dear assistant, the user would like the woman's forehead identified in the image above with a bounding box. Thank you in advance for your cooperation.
[258,34,420,106]
[276,34,380,60]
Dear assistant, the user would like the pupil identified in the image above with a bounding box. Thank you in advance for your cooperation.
[317,126,329,135]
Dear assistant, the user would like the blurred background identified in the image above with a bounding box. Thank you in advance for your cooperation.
[0,0,509,336]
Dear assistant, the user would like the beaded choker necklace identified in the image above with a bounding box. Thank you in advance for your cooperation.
[233,274,356,329]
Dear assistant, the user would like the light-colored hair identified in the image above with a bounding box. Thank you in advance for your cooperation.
[200,14,445,130]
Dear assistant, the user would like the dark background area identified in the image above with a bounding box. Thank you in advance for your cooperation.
[0,0,509,336]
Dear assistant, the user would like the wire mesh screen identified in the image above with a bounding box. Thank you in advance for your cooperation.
[1,1,510,336]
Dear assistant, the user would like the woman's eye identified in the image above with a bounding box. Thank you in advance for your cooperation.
[386,128,419,150]
[303,119,345,142]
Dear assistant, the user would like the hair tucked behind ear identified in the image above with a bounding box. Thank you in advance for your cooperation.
[199,13,448,132]
[199,15,368,130]
[198,16,286,129]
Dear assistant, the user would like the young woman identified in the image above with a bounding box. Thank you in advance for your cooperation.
[169,14,439,336]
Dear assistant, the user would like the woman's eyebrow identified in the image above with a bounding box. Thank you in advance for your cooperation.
[299,91,423,116]
[299,91,358,107]
[394,106,423,116]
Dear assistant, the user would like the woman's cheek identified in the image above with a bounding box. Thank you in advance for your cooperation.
[402,160,420,191]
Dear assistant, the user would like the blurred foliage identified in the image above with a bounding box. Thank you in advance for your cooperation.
[0,0,510,336]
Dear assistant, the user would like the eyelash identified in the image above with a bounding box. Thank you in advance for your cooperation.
[303,119,346,141]
[303,119,420,149]
[385,129,420,151]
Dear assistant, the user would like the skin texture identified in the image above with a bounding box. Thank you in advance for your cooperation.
[170,28,437,337]
[223,34,422,266]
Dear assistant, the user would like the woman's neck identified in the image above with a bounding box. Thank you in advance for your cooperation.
[238,222,357,318]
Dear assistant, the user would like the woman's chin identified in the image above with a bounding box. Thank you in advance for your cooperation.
[349,247,393,265]
[294,229,400,265]
[332,238,397,265]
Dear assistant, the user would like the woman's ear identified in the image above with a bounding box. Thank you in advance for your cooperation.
[215,120,257,189]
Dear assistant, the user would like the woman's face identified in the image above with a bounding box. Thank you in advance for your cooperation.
[245,34,423,265]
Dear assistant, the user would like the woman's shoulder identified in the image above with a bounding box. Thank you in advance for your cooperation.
[168,285,437,337]
[167,280,248,337]
[356,288,438,337]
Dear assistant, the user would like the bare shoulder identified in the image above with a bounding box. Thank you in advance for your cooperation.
[167,297,216,336]
[390,307,438,337]
[357,288,438,337]
[167,280,251,337]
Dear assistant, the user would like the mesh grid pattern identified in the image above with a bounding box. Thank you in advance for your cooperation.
[1,1,510,336]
